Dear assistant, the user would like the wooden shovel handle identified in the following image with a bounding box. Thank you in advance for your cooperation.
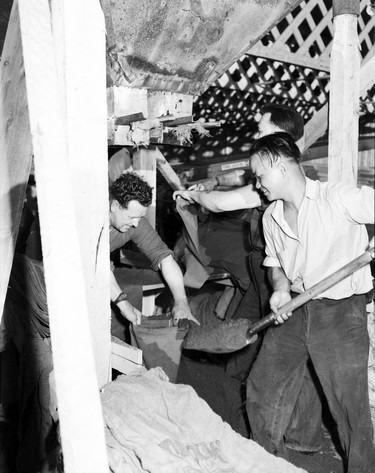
[246,249,373,341]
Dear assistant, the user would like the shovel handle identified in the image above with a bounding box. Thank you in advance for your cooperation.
[246,249,373,342]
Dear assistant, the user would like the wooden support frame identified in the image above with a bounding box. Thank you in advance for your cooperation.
[16,0,110,471]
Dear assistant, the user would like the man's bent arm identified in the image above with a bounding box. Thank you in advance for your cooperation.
[159,254,187,301]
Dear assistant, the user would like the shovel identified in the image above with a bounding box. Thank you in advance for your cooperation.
[183,247,374,354]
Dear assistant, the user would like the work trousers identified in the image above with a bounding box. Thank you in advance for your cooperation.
[247,294,375,473]
[227,252,322,451]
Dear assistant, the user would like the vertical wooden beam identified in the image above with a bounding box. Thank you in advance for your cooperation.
[0,0,32,320]
[17,0,108,471]
[50,0,111,387]
[328,0,361,185]
[132,148,158,315]
[133,148,157,229]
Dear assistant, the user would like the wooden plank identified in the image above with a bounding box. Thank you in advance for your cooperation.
[133,148,157,229]
[111,336,143,364]
[17,0,109,471]
[0,0,33,321]
[155,147,185,191]
[111,353,143,375]
[328,10,361,185]
[50,0,111,387]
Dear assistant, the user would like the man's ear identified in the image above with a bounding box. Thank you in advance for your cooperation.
[279,161,287,177]
[110,199,119,213]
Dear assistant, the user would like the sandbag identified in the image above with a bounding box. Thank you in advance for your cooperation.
[130,317,185,383]
[101,367,306,473]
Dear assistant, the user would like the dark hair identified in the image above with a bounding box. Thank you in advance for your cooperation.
[261,104,304,141]
[109,172,153,209]
[249,132,302,166]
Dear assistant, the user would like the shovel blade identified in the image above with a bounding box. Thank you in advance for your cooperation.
[183,319,258,354]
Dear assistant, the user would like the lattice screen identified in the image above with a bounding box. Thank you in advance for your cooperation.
[187,0,375,160]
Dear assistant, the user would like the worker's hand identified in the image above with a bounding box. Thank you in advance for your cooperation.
[117,300,142,325]
[172,298,200,326]
[269,290,292,324]
[173,190,197,205]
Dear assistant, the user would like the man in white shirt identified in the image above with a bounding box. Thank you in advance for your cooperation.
[246,132,375,472]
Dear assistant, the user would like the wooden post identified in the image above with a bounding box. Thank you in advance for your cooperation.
[17,0,109,471]
[133,148,158,229]
[328,0,361,185]
[50,0,111,387]
[0,0,33,320]
[132,148,158,315]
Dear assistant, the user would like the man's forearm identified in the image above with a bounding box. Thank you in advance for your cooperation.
[174,184,261,212]
[268,266,291,293]
[159,255,187,301]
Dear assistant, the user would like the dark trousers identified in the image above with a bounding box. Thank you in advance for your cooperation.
[247,294,375,472]
[226,252,322,451]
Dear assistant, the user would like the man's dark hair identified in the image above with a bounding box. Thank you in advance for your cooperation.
[249,132,302,166]
[261,104,304,142]
[109,172,153,209]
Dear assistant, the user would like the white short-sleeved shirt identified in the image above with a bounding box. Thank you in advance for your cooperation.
[263,178,374,299]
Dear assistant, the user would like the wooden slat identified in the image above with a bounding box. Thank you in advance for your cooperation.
[248,44,330,71]
[111,336,143,364]
[111,354,143,374]
[0,0,33,321]
[155,147,185,191]
[17,0,109,471]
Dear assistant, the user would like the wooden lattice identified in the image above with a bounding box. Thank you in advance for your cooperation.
[190,0,375,159]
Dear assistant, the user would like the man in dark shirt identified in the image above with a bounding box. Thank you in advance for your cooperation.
[109,172,197,326]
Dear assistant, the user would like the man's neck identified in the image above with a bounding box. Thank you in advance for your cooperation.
[283,173,306,212]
